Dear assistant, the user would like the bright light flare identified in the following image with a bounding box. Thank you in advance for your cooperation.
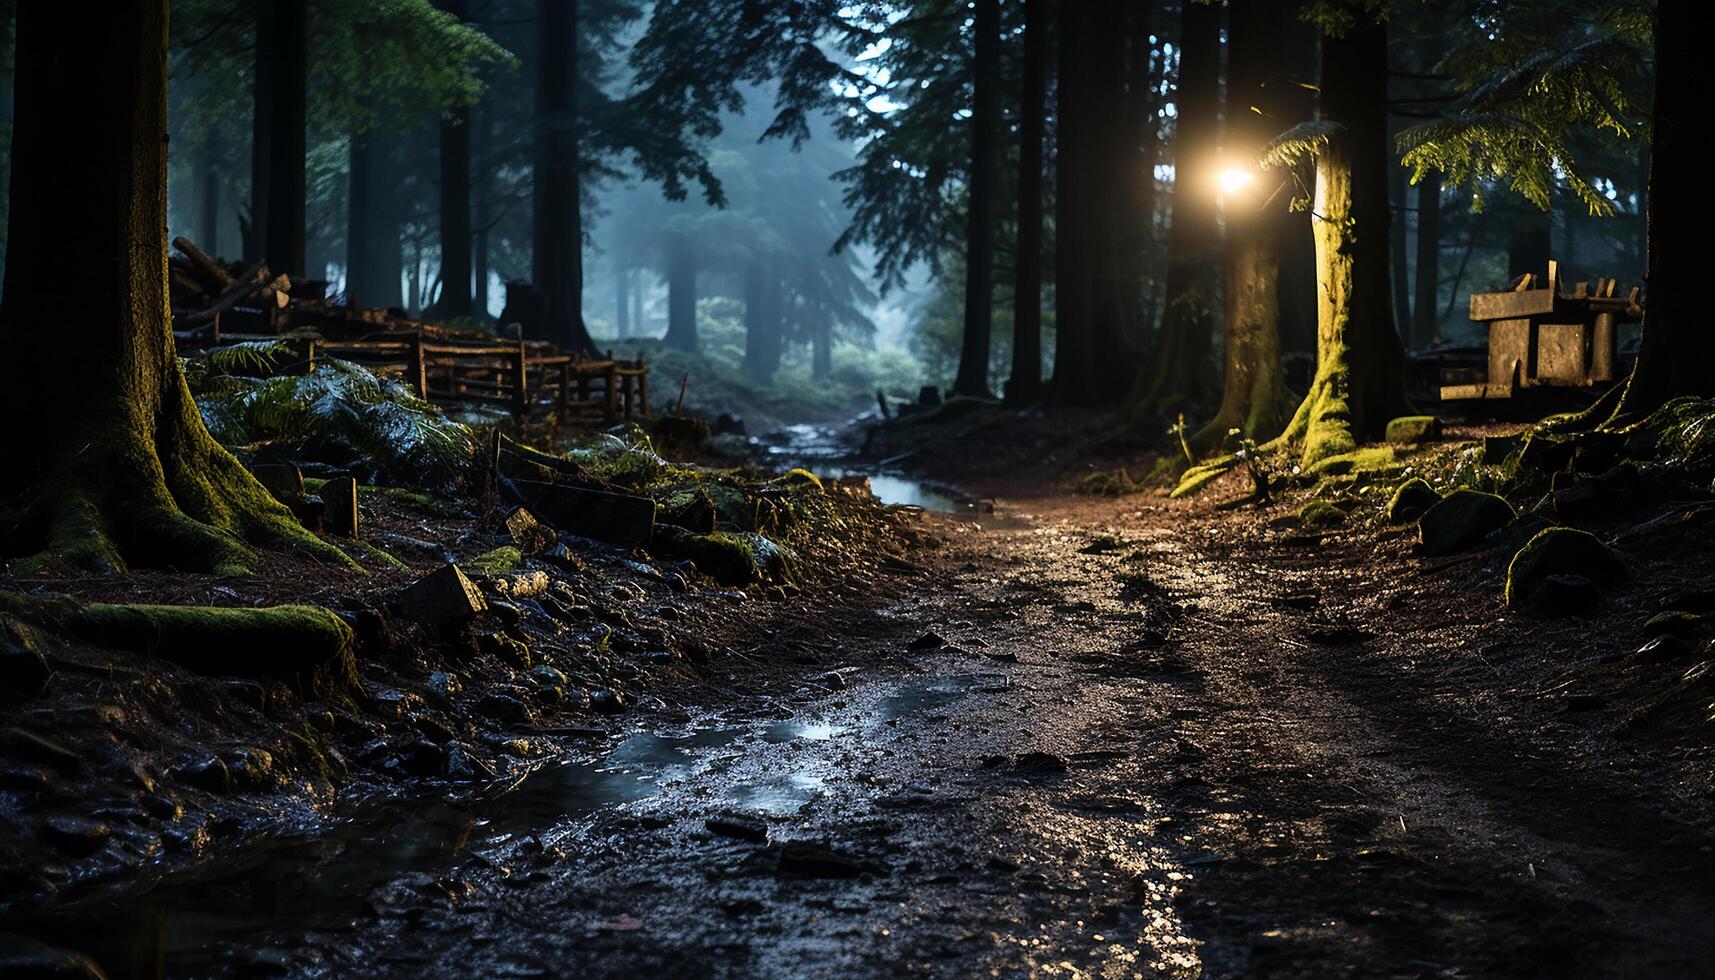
[1216,167,1256,195]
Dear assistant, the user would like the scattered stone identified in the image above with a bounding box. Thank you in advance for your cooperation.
[530,665,569,689]
[1384,416,1441,444]
[707,815,770,843]
[1386,479,1441,525]
[323,476,360,538]
[1644,610,1704,639]
[396,740,447,778]
[1551,475,1604,521]
[504,507,557,555]
[1296,500,1345,530]
[1482,434,1525,465]
[446,742,496,782]
[172,755,231,793]
[589,688,626,715]
[222,678,268,711]
[1418,490,1516,557]
[511,479,656,548]
[1633,635,1694,665]
[476,693,531,724]
[425,671,460,704]
[985,855,1021,873]
[815,671,847,690]
[661,488,718,534]
[478,632,532,669]
[1078,536,1122,555]
[908,631,946,651]
[1524,574,1604,616]
[221,747,276,791]
[250,462,304,504]
[394,564,489,628]
[40,815,111,855]
[1011,751,1069,776]
[777,840,870,878]
[1506,527,1625,610]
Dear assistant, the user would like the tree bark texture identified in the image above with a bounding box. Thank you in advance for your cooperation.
[954,0,1000,398]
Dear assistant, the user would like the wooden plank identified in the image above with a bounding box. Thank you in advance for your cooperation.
[1535,323,1588,384]
[509,478,655,548]
[1470,288,1558,322]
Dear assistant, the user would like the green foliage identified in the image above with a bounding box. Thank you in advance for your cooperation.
[189,356,476,491]
[1395,2,1651,215]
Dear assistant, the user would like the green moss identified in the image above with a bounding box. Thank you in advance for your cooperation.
[355,540,410,571]
[1387,478,1441,524]
[1505,528,1624,608]
[1385,416,1441,444]
[1,592,357,694]
[1171,455,1240,498]
[649,526,797,586]
[468,546,523,576]
[1297,500,1347,530]
[1418,489,1516,557]
[1307,446,1397,477]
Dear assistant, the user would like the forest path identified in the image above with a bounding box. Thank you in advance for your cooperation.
[278,488,1715,978]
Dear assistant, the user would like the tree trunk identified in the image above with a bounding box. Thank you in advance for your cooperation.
[346,130,372,304]
[196,150,220,256]
[473,99,492,318]
[533,0,597,353]
[253,0,305,277]
[1193,0,1294,455]
[953,0,1000,399]
[1005,0,1047,405]
[1412,170,1442,348]
[1124,0,1222,420]
[437,73,473,315]
[0,0,338,575]
[1390,157,1411,335]
[1616,0,1710,415]
[1274,9,1319,356]
[1269,17,1409,468]
[664,233,697,352]
[616,265,631,338]
[743,259,776,384]
[1507,213,1551,283]
[812,319,831,380]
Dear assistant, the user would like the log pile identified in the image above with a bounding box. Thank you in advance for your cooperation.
[169,237,651,422]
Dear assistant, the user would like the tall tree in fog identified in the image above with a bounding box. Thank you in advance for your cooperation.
[952,0,1000,399]
[251,0,307,275]
[0,0,341,575]
[534,0,597,353]
[1005,0,1047,404]
[435,0,475,318]
[1124,0,1222,420]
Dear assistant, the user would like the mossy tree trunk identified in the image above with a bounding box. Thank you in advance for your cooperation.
[0,0,342,576]
[1268,17,1408,468]
[1122,0,1222,423]
[1615,0,1712,417]
[1192,0,1295,455]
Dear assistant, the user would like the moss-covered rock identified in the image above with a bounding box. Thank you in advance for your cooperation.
[467,546,523,576]
[1644,610,1703,639]
[1418,489,1516,556]
[1505,528,1624,609]
[1385,416,1442,444]
[1297,500,1347,530]
[1387,478,1441,524]
[649,526,797,586]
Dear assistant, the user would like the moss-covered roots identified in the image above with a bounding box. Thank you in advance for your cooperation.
[4,370,349,577]
[1,592,357,695]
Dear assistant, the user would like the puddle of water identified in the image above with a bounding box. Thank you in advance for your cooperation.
[74,726,747,976]
[865,474,961,512]
[877,674,1007,722]
[721,772,827,816]
[762,720,842,743]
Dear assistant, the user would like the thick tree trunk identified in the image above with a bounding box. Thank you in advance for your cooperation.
[1412,170,1442,348]
[1005,0,1047,405]
[438,116,473,317]
[1390,158,1411,334]
[346,131,372,303]
[253,0,305,277]
[1193,0,1294,454]
[664,233,697,352]
[1269,18,1409,468]
[1124,0,1222,420]
[473,100,493,318]
[0,0,337,575]
[196,150,220,257]
[1507,213,1552,283]
[1273,8,1320,357]
[1616,0,1711,415]
[953,0,1000,399]
[743,259,777,384]
[533,0,597,353]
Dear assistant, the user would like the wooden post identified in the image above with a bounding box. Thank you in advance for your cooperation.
[1591,311,1617,382]
[559,362,572,413]
[408,329,427,397]
[604,363,619,421]
[638,364,650,417]
[511,339,529,415]
[622,373,634,419]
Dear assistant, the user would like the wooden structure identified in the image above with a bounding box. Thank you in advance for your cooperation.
[166,237,649,423]
[1440,260,1642,401]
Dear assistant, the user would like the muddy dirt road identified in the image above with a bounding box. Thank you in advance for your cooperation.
[170,487,1715,978]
